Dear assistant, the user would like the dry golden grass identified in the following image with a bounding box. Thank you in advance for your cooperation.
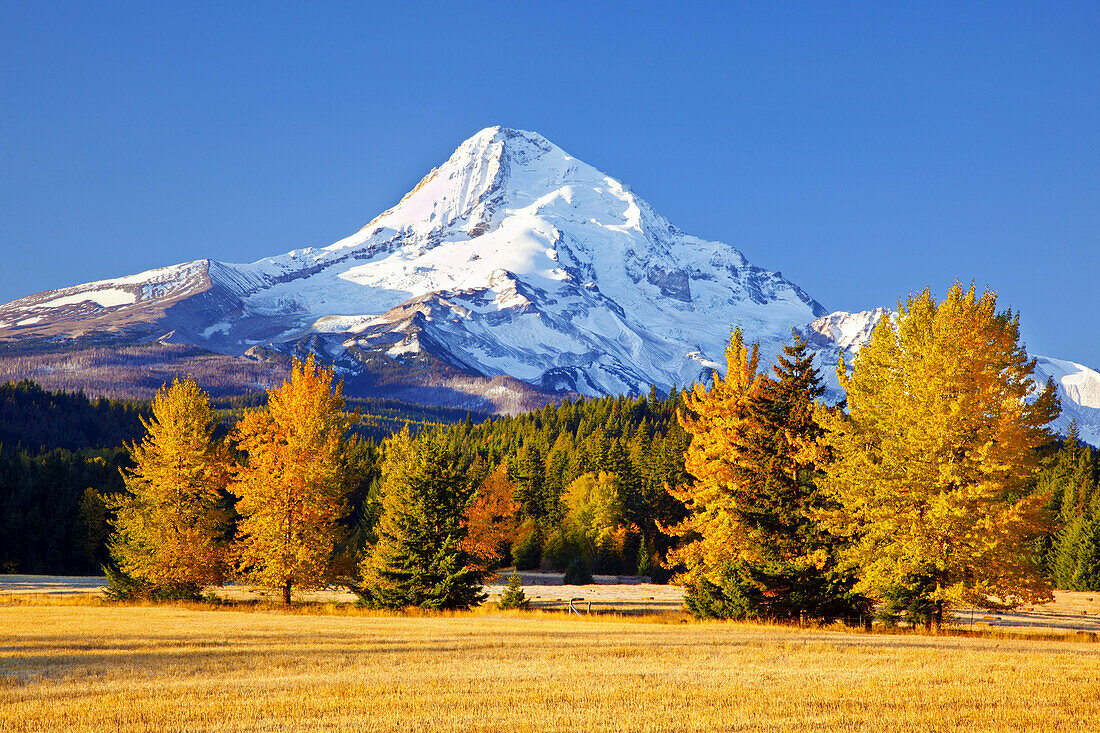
[1,601,1098,732]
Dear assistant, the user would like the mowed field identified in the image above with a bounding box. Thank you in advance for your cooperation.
[1,600,1098,733]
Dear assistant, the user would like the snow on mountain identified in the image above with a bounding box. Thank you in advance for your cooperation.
[1,125,1095,437]
[1032,356,1100,446]
[804,309,1100,446]
[0,126,824,404]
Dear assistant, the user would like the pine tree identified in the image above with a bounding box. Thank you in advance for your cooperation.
[818,284,1061,627]
[1047,434,1100,590]
[497,570,530,610]
[667,330,865,620]
[358,429,488,610]
[231,356,353,606]
[107,378,229,598]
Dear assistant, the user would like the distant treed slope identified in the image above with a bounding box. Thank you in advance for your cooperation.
[0,380,148,452]
[0,342,291,402]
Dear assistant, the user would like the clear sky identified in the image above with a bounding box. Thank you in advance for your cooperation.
[2,2,1098,366]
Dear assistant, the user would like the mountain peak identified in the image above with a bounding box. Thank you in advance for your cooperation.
[1,128,830,410]
[461,125,555,151]
[448,125,562,175]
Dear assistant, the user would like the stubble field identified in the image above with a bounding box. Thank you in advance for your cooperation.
[1,600,1098,732]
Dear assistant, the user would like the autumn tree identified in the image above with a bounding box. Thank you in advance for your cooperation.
[107,378,230,598]
[664,329,765,616]
[231,356,353,606]
[542,470,627,572]
[668,330,865,620]
[818,284,1061,627]
[461,463,521,571]
[358,429,487,610]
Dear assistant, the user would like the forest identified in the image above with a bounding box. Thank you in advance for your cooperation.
[2,287,1100,621]
[0,378,479,574]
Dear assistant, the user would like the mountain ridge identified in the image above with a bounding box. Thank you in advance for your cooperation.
[0,127,825,403]
[0,126,1097,443]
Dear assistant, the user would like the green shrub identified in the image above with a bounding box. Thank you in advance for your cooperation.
[563,557,593,585]
[497,571,530,610]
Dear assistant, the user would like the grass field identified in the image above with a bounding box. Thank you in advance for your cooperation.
[1,601,1098,732]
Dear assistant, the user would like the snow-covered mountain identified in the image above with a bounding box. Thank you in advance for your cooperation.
[0,126,823,405]
[0,125,1096,443]
[803,309,1100,447]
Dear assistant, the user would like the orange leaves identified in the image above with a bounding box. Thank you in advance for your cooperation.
[110,378,230,591]
[461,463,521,569]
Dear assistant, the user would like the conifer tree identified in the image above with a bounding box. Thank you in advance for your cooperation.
[667,330,865,620]
[497,570,530,610]
[818,284,1061,626]
[231,356,353,606]
[1046,432,1100,590]
[664,328,766,616]
[358,429,487,609]
[107,378,229,598]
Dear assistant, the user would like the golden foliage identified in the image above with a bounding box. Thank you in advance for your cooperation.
[563,471,624,541]
[109,378,229,589]
[231,356,353,604]
[664,329,766,584]
[818,284,1061,614]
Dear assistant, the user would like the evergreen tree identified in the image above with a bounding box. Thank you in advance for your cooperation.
[358,429,487,610]
[818,284,1061,627]
[497,570,530,610]
[106,378,229,598]
[231,357,353,606]
[668,331,866,620]
[1045,432,1100,590]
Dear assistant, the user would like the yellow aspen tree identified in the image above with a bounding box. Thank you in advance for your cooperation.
[818,284,1061,627]
[231,356,353,606]
[108,378,229,597]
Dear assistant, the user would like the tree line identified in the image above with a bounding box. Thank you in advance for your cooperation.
[0,379,466,576]
[3,284,1099,623]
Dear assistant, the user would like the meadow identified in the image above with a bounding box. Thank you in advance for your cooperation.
[1,599,1098,732]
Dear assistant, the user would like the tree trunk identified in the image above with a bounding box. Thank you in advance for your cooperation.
[283,580,292,607]
[933,600,944,631]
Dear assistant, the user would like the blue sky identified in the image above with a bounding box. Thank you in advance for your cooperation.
[2,2,1098,366]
